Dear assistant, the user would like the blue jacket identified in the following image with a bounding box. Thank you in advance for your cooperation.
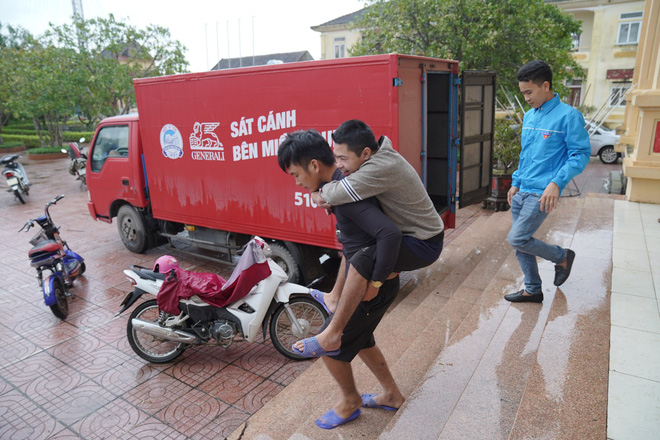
[512,94,591,194]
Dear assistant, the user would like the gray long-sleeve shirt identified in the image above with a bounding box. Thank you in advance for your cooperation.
[321,136,444,240]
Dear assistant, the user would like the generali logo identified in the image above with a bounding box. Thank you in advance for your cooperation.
[189,122,225,161]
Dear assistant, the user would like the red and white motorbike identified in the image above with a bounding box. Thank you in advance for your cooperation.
[62,139,86,185]
[117,237,329,363]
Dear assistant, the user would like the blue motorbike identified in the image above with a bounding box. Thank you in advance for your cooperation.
[19,195,85,319]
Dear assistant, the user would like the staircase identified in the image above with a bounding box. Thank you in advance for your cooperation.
[228,195,613,440]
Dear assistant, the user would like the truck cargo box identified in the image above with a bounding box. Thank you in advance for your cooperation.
[133,54,460,250]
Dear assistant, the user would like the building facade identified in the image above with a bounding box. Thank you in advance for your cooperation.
[551,0,646,127]
[312,1,646,128]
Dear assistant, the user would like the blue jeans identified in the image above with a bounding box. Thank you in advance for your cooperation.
[507,192,567,294]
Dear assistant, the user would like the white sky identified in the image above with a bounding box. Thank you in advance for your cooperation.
[0,0,366,72]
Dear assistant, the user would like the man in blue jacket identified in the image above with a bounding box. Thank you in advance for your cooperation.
[505,60,591,303]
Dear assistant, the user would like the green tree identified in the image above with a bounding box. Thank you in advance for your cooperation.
[0,23,35,143]
[0,15,188,147]
[6,42,81,147]
[43,14,189,126]
[352,0,583,98]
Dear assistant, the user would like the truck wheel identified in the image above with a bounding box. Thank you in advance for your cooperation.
[117,205,149,253]
[269,242,302,284]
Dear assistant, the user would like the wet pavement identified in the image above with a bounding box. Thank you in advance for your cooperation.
[1,155,641,439]
[0,156,314,439]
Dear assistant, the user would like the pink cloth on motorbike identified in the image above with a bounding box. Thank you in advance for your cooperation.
[156,240,272,315]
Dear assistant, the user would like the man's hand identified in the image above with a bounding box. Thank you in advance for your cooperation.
[363,283,380,302]
[507,186,519,205]
[539,182,560,213]
[311,191,331,210]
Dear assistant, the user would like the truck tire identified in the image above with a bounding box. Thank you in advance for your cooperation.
[117,205,149,253]
[269,242,301,284]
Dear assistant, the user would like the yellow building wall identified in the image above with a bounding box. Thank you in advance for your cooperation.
[561,0,645,128]
[318,27,362,60]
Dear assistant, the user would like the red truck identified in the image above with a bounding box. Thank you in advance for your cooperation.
[85,54,495,284]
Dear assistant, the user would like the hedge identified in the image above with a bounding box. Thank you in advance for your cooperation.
[1,128,36,135]
[63,131,94,141]
[0,141,25,149]
[0,132,93,147]
[1,134,41,147]
[28,147,66,154]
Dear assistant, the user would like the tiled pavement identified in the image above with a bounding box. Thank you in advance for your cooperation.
[0,156,313,439]
[0,155,621,439]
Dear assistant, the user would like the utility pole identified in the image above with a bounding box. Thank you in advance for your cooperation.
[71,0,85,51]
[71,0,84,19]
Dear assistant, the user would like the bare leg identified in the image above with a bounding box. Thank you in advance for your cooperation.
[323,256,347,313]
[295,264,368,352]
[358,345,404,409]
[322,356,362,418]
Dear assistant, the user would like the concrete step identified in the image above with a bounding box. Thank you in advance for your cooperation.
[380,195,613,439]
[227,210,516,439]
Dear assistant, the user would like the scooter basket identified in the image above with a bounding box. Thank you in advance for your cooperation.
[29,230,49,246]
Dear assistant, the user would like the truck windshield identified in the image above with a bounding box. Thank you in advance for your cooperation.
[91,125,129,172]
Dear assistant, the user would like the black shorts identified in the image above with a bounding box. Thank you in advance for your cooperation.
[328,275,399,363]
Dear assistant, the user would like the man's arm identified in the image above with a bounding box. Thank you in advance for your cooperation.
[539,112,591,213]
[550,112,591,189]
[320,150,396,206]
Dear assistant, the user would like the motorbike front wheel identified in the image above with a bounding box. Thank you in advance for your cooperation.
[13,189,25,204]
[126,299,187,363]
[49,281,68,319]
[269,296,329,360]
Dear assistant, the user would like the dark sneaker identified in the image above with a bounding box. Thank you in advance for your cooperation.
[504,289,544,303]
[554,249,576,286]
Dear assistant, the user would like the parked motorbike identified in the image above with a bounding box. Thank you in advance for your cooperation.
[117,237,329,363]
[1,154,30,204]
[19,195,86,319]
[62,138,86,185]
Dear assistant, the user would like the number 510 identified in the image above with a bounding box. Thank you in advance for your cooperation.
[294,192,318,208]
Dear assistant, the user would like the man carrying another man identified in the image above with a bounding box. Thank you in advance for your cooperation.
[278,129,405,429]
[300,119,445,357]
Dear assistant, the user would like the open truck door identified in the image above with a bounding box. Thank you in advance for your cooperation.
[410,66,495,230]
[458,71,496,211]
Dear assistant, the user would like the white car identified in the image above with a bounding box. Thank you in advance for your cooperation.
[585,121,621,164]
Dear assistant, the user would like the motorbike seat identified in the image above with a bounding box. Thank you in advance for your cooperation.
[29,240,61,259]
[1,154,19,165]
[130,265,166,281]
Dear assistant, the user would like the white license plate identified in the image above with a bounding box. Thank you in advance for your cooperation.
[6,177,18,186]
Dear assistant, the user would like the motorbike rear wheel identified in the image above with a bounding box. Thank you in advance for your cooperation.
[269,296,329,360]
[127,299,187,363]
[49,281,68,320]
[13,189,25,204]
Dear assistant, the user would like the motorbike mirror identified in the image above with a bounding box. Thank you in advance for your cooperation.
[61,148,67,154]
[79,137,86,143]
